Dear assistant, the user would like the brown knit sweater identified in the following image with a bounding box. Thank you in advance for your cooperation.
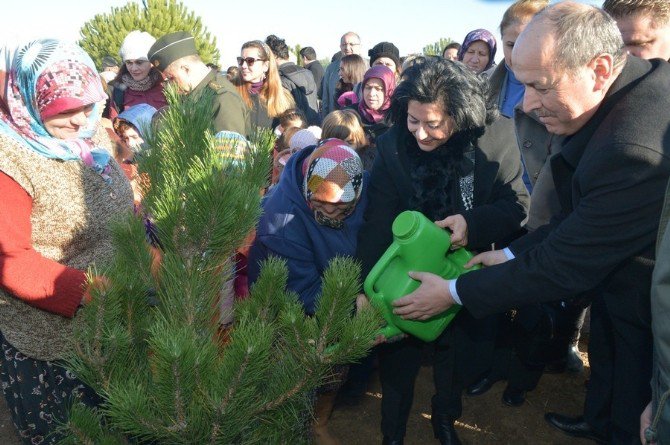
[0,132,133,361]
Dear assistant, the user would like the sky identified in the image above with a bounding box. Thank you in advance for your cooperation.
[1,0,594,68]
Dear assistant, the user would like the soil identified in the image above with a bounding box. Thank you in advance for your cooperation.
[0,345,593,445]
[329,350,593,444]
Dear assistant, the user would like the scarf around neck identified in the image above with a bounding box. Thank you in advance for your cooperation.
[249,80,264,95]
[0,39,112,182]
[404,128,476,221]
[121,69,162,92]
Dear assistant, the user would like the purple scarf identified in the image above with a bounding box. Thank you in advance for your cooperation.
[458,29,497,72]
[358,65,396,124]
[249,80,264,95]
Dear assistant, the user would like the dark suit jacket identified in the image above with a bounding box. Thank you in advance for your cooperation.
[356,118,529,278]
[458,57,670,319]
[306,60,324,97]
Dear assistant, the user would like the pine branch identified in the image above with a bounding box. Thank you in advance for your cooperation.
[253,370,312,415]
[208,352,249,444]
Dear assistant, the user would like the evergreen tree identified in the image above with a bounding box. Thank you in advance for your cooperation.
[422,37,455,56]
[293,44,303,65]
[61,85,381,444]
[79,0,220,70]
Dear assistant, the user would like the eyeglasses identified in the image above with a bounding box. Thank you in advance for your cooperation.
[340,42,360,48]
[237,57,265,67]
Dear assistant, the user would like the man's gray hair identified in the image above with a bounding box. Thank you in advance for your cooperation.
[535,1,626,73]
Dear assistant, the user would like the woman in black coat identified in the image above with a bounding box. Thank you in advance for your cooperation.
[356,58,528,444]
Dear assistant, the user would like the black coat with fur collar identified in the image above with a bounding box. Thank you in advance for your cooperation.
[356,116,529,278]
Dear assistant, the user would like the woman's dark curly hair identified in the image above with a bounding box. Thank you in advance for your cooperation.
[388,58,497,143]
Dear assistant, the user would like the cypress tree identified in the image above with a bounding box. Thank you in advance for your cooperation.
[79,0,220,70]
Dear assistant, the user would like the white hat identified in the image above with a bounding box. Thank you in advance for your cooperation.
[119,31,156,62]
[289,127,321,151]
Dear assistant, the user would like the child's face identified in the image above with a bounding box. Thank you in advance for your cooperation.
[122,127,144,150]
[284,118,304,131]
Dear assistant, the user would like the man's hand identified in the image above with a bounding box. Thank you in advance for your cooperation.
[435,214,468,249]
[392,272,455,320]
[640,401,654,444]
[465,249,509,268]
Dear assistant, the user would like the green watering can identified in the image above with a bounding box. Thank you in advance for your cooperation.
[364,210,480,342]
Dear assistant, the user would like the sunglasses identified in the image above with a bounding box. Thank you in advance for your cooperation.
[237,57,265,67]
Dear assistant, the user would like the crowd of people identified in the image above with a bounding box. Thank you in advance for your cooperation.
[0,0,669,444]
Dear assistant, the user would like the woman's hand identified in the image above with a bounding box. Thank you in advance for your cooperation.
[640,401,654,444]
[435,214,468,249]
[465,249,509,268]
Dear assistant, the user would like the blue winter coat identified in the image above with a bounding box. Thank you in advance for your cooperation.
[248,145,368,315]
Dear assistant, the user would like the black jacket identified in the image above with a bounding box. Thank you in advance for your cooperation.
[458,57,670,318]
[356,117,529,278]
[306,60,324,97]
[278,62,320,125]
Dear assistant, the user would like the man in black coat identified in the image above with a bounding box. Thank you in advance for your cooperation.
[391,2,670,444]
[300,47,324,95]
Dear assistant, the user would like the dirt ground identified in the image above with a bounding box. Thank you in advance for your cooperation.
[0,347,592,445]
[329,352,593,445]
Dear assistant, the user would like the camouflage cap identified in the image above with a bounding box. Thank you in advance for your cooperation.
[148,31,198,71]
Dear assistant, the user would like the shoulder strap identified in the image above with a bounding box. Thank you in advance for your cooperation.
[113,86,125,112]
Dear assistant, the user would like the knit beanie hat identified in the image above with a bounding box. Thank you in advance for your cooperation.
[302,138,363,205]
[214,130,250,166]
[119,31,156,62]
[289,127,321,151]
[368,42,400,69]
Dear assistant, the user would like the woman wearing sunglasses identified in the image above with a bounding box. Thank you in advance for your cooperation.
[234,41,294,130]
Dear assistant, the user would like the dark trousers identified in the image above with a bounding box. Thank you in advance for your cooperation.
[506,303,589,391]
[584,293,652,444]
[378,311,496,439]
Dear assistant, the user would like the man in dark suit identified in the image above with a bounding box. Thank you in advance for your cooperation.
[300,47,324,96]
[390,2,670,443]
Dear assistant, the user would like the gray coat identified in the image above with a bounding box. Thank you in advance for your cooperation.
[488,60,565,231]
[513,109,565,231]
[320,58,340,118]
[278,62,320,125]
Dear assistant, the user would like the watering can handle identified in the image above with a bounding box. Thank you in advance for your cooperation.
[364,243,400,297]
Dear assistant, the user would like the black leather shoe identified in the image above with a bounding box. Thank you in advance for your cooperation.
[431,415,462,445]
[544,413,607,444]
[565,345,584,373]
[546,346,584,374]
[382,437,403,445]
[502,386,526,407]
[466,376,496,396]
